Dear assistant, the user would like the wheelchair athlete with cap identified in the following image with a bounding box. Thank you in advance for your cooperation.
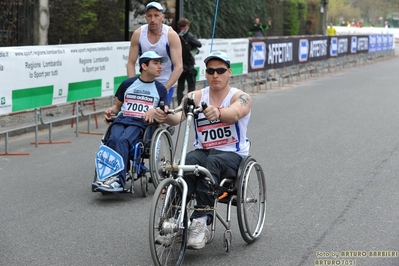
[92,51,169,193]
[154,51,252,249]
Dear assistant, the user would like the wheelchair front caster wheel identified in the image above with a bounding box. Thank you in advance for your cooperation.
[141,174,148,197]
[223,230,232,253]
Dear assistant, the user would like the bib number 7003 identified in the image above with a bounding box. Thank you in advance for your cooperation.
[126,103,149,112]
[202,126,232,141]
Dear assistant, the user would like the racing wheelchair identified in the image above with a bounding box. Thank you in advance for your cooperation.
[91,119,174,196]
[148,96,267,266]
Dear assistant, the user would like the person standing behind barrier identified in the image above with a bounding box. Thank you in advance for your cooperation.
[176,17,202,105]
[248,17,270,37]
[93,51,169,193]
[327,23,336,36]
[154,51,252,250]
[127,1,183,106]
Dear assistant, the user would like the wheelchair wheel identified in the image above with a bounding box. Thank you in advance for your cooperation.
[92,170,97,192]
[237,158,266,244]
[140,173,148,197]
[149,178,187,266]
[149,128,173,188]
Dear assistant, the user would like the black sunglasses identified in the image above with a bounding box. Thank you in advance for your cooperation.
[206,68,229,75]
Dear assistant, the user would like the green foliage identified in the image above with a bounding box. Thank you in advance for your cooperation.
[298,0,308,34]
[183,0,269,38]
[282,0,299,35]
[43,0,313,45]
[48,0,124,44]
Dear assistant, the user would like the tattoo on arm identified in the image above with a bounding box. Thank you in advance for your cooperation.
[238,94,251,106]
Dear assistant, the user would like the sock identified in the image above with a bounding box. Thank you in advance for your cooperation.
[196,216,207,225]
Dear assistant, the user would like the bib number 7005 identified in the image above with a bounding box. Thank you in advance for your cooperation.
[202,126,232,141]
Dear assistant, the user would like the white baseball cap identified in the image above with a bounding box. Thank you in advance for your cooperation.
[139,51,168,65]
[145,2,164,13]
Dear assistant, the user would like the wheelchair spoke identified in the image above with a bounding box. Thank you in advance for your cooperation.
[149,178,187,266]
[150,129,173,188]
[237,159,267,244]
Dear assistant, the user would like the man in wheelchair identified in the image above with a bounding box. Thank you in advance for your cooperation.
[154,51,252,249]
[92,51,170,193]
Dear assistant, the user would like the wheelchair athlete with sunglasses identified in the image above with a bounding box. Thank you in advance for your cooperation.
[154,51,252,250]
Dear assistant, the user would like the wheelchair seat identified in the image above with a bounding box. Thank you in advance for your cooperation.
[217,156,252,204]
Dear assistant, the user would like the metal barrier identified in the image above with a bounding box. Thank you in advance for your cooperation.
[31,103,80,145]
[74,97,114,135]
[0,110,38,155]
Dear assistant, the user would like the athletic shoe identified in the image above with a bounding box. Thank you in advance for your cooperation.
[91,182,99,190]
[96,175,123,193]
[186,219,209,250]
[91,178,105,191]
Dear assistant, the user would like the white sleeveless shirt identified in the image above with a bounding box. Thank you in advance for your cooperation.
[193,87,251,157]
[139,24,173,86]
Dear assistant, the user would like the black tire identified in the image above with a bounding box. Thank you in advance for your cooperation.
[140,174,148,197]
[149,178,187,266]
[92,170,98,192]
[237,158,267,244]
[149,128,173,188]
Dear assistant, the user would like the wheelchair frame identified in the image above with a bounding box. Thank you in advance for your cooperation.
[148,96,267,266]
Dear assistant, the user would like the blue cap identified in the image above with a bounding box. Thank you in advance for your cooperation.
[139,51,168,65]
[145,2,164,13]
[204,51,231,68]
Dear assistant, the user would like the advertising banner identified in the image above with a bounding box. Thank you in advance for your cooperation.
[0,34,393,115]
[301,36,329,63]
[369,34,394,53]
[336,36,350,57]
[0,42,132,114]
[356,36,369,54]
[195,39,249,81]
[248,38,296,72]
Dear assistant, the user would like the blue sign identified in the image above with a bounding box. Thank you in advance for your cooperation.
[298,39,309,62]
[250,42,266,69]
[330,37,338,57]
[351,37,357,53]
[369,35,376,53]
[95,145,124,181]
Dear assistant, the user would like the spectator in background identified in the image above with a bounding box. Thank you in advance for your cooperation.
[326,23,336,36]
[248,17,271,38]
[176,18,202,105]
[341,20,346,27]
[385,21,391,28]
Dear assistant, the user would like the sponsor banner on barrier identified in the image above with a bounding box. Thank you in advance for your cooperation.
[337,36,350,56]
[0,35,394,115]
[369,34,394,53]
[0,42,133,114]
[248,37,296,72]
[357,36,369,53]
[195,39,249,81]
[306,36,329,62]
[265,37,296,69]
